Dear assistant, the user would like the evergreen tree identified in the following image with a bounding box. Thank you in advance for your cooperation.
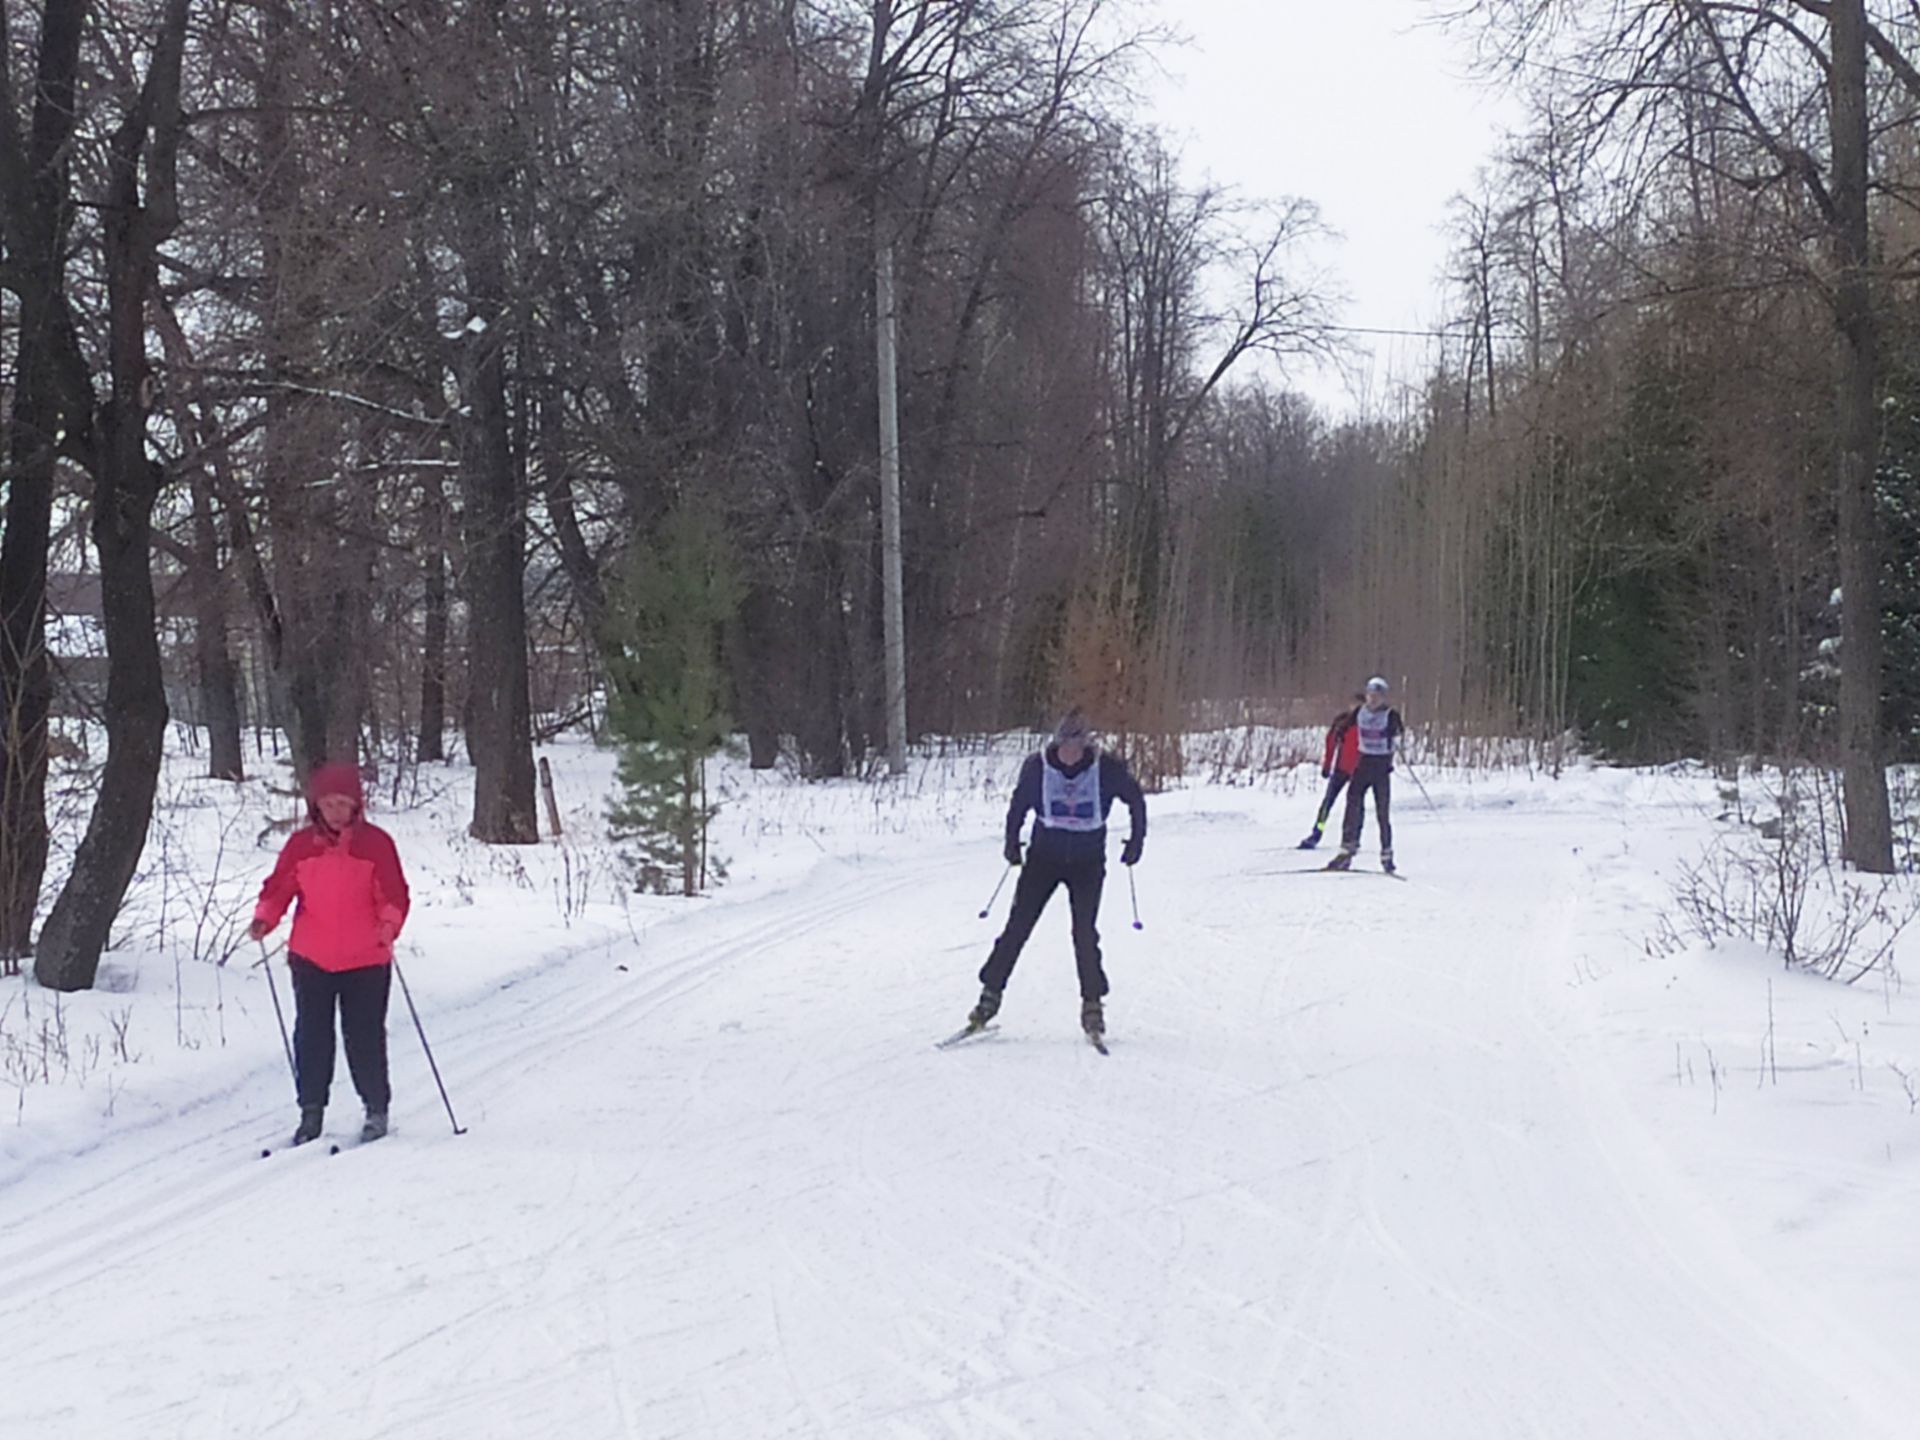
[603,504,742,896]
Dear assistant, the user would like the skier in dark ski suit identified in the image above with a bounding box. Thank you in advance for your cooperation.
[1328,677,1403,873]
[968,712,1147,1039]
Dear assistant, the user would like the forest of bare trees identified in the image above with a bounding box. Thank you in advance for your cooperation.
[1320,0,1920,862]
[3,0,1918,990]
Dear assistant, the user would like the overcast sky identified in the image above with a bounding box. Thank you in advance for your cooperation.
[1138,0,1523,416]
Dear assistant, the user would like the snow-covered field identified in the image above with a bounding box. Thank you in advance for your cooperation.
[6,737,1920,1438]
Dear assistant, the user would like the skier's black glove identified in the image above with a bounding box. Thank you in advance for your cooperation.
[1120,836,1143,867]
[1321,766,1331,780]
[1004,839,1023,868]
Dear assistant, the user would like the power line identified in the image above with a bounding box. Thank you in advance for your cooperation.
[1325,322,1530,341]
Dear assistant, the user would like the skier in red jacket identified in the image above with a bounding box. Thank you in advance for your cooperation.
[1298,693,1365,849]
[250,762,410,1146]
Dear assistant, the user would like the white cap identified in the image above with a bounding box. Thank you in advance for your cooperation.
[1366,676,1390,694]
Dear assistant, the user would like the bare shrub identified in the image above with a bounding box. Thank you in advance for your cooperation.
[1670,767,1920,983]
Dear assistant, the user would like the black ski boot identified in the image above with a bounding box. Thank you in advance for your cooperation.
[1324,849,1354,871]
[1381,850,1396,875]
[360,1110,389,1144]
[1297,831,1322,850]
[967,987,1002,1030]
[1080,997,1105,1038]
[291,1106,324,1147]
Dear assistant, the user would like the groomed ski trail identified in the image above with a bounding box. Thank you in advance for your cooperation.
[3,806,1917,1439]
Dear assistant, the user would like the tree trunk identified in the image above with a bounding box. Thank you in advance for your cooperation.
[0,0,88,965]
[1830,0,1894,872]
[33,450,170,990]
[539,385,608,645]
[189,472,244,780]
[418,466,449,763]
[456,184,539,843]
[0,295,57,964]
[731,582,781,770]
[35,0,189,989]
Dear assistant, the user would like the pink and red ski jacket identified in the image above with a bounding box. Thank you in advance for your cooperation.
[254,764,410,973]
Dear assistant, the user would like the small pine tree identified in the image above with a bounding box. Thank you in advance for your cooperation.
[603,504,742,895]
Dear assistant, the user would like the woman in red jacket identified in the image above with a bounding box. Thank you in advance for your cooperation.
[1298,693,1365,849]
[250,762,411,1146]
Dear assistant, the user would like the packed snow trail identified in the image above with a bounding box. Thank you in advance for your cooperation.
[3,797,1917,1438]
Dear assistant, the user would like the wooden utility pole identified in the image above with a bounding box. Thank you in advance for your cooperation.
[876,236,908,775]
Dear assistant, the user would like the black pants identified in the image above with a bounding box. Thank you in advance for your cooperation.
[1314,771,1351,830]
[979,849,1108,1000]
[290,955,392,1112]
[1340,761,1393,853]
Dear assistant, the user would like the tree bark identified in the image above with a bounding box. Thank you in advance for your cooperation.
[36,0,190,991]
[189,471,245,780]
[417,466,449,763]
[0,0,89,965]
[1829,0,1894,871]
[455,180,539,843]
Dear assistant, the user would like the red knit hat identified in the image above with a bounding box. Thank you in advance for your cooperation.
[307,761,364,809]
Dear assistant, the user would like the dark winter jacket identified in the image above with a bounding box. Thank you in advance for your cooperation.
[1003,746,1147,864]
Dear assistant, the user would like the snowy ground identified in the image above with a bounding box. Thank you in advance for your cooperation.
[6,738,1920,1438]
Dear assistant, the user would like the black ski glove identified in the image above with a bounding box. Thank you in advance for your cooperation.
[1004,838,1023,867]
[1120,836,1143,867]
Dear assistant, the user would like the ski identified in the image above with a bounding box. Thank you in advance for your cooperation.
[935,1022,999,1049]
[1319,859,1406,880]
[259,1139,329,1160]
[259,1130,385,1159]
[1255,865,1411,881]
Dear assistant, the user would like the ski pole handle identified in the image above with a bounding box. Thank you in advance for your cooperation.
[978,863,1014,920]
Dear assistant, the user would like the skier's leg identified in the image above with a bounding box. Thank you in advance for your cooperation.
[1338,771,1368,853]
[1377,773,1394,862]
[288,956,339,1111]
[1311,772,1348,835]
[1065,858,1109,1000]
[979,857,1061,993]
[338,963,394,1114]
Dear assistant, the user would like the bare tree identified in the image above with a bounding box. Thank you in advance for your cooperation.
[34,0,192,991]
[1441,0,1919,866]
[0,0,89,967]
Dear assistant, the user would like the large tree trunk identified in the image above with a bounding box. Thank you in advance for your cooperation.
[0,0,88,967]
[189,472,244,781]
[731,582,781,770]
[1830,0,1894,872]
[0,294,57,966]
[35,0,188,990]
[455,183,539,843]
[417,466,449,763]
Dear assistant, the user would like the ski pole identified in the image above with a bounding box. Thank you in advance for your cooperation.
[1127,867,1144,931]
[978,863,1013,920]
[393,958,467,1136]
[256,939,297,1090]
[1401,759,1438,812]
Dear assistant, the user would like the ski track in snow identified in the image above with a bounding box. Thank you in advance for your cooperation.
[4,783,1920,1438]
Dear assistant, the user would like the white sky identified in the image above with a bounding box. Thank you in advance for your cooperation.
[1138,0,1524,416]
